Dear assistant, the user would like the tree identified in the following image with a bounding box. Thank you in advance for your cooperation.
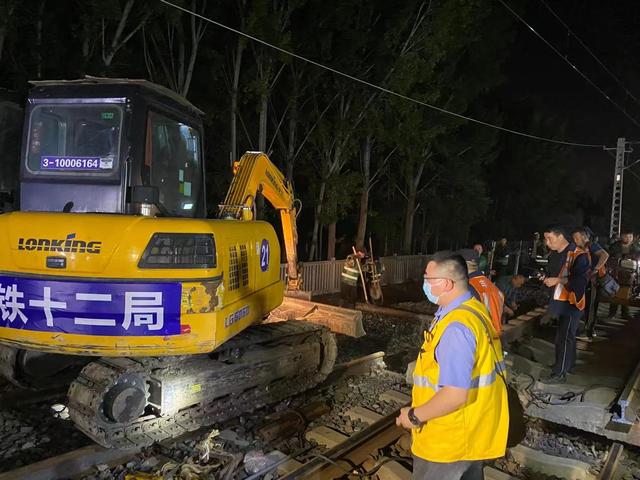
[142,0,208,97]
[0,0,18,63]
[101,0,151,68]
[381,0,513,253]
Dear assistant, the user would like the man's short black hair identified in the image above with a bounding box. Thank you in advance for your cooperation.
[622,229,634,235]
[572,226,593,239]
[544,224,568,238]
[430,251,469,283]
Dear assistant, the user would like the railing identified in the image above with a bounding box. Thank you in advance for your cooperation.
[280,254,429,295]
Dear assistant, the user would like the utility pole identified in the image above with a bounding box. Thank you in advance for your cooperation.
[609,138,628,239]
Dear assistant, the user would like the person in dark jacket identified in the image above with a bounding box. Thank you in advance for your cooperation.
[540,226,590,383]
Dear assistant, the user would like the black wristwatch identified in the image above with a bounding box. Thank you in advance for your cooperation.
[408,407,423,427]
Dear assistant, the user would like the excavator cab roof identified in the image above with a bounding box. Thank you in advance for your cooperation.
[20,77,206,217]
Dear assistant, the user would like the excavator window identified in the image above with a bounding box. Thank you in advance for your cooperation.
[146,110,202,217]
[25,104,122,175]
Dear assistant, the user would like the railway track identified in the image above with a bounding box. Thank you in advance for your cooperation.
[0,350,394,480]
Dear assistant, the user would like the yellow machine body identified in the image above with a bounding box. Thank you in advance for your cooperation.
[0,211,283,356]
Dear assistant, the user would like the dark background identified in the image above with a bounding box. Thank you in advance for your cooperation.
[1,0,639,257]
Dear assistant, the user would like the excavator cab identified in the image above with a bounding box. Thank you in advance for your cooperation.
[21,78,205,217]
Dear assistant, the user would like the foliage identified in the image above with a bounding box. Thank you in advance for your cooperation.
[0,0,587,257]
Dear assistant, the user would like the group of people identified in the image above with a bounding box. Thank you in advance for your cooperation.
[398,225,640,479]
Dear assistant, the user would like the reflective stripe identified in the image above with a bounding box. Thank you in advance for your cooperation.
[341,266,360,285]
[413,374,440,391]
[471,371,496,388]
[470,360,506,389]
[415,360,506,391]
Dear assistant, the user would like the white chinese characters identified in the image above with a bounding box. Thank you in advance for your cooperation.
[29,287,66,326]
[123,292,164,331]
[0,283,166,331]
[0,284,28,323]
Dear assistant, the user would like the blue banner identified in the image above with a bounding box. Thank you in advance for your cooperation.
[0,275,182,336]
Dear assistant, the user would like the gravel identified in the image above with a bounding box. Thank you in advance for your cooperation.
[307,367,410,435]
[0,402,90,473]
[336,302,428,372]
[521,419,608,465]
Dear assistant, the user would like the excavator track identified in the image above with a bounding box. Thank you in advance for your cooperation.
[67,321,337,448]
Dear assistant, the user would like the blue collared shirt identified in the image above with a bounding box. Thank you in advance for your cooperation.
[430,291,476,389]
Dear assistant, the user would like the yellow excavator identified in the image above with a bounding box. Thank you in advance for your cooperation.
[0,78,362,448]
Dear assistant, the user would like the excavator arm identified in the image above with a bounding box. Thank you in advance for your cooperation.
[218,151,301,290]
[218,151,364,337]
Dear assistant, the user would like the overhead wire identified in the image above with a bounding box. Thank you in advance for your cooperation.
[496,0,640,130]
[537,0,640,110]
[158,0,606,149]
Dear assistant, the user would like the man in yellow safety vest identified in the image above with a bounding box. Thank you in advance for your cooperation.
[396,252,509,479]
[340,251,364,307]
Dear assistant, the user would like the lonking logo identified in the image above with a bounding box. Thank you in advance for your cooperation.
[18,233,102,254]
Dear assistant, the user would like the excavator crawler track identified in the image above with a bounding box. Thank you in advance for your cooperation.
[67,321,337,448]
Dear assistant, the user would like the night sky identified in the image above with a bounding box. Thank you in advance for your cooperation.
[500,0,640,231]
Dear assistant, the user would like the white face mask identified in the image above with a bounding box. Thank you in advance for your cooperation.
[423,281,440,305]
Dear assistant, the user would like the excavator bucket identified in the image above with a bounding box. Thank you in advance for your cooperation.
[268,296,365,338]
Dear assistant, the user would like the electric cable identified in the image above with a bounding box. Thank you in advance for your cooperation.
[537,0,640,110]
[158,0,607,149]
[497,0,640,129]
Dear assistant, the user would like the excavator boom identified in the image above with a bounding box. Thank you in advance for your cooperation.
[219,151,301,290]
[219,151,364,337]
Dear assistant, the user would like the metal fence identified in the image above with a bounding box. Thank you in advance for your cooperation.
[280,254,429,295]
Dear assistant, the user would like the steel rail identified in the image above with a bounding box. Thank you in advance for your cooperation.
[279,407,408,480]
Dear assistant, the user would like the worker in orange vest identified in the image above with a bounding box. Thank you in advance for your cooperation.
[458,249,505,336]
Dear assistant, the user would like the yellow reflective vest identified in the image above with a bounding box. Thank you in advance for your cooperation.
[411,297,509,462]
[341,255,361,286]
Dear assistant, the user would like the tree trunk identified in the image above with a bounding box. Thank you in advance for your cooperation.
[0,26,6,63]
[355,135,372,251]
[35,1,46,79]
[286,93,298,183]
[230,39,244,165]
[181,0,204,97]
[327,221,336,260]
[255,91,268,219]
[259,92,268,151]
[403,187,417,254]
[308,180,326,261]
[102,0,135,67]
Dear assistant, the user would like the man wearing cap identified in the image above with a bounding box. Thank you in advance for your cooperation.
[459,248,505,337]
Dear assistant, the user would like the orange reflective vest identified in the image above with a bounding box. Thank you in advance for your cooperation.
[469,273,504,336]
[412,297,509,462]
[553,246,588,310]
